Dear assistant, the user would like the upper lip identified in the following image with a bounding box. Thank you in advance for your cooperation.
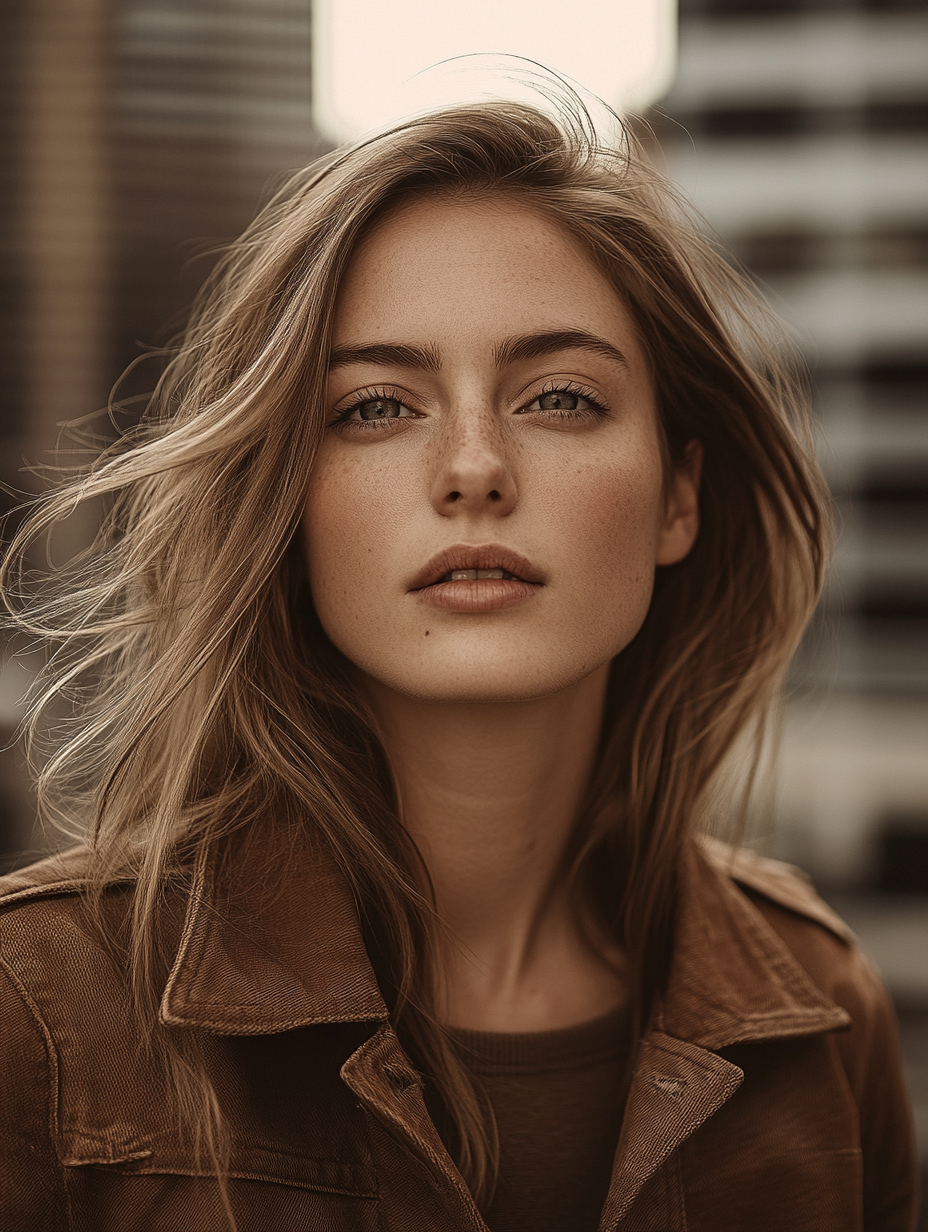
[408,544,546,590]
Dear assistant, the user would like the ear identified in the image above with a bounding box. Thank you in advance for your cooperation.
[656,440,702,566]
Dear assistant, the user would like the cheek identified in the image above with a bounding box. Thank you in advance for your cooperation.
[303,460,365,630]
[302,453,410,628]
[531,443,666,666]
[543,446,665,585]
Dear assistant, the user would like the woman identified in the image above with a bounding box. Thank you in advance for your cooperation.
[0,99,916,1231]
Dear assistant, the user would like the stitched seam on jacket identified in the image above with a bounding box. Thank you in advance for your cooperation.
[666,1153,687,1231]
[0,954,61,1144]
[0,879,91,907]
[645,1035,734,1076]
[0,954,75,1229]
[62,1161,380,1197]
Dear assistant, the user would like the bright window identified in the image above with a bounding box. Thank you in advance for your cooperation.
[312,0,677,143]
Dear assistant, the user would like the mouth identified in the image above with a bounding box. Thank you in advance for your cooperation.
[438,567,521,582]
[409,545,544,613]
[409,545,544,591]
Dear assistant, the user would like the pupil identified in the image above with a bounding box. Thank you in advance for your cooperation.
[539,391,579,411]
[360,398,401,420]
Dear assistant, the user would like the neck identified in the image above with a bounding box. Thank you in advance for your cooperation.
[362,665,625,1030]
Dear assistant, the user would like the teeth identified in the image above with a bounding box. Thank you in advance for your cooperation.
[442,568,515,582]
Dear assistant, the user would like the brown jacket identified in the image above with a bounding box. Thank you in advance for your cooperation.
[0,833,917,1232]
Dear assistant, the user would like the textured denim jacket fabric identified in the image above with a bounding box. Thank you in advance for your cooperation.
[0,833,917,1232]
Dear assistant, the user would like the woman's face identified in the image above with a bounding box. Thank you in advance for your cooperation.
[303,192,699,703]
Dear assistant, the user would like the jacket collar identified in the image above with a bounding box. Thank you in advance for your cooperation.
[656,839,850,1049]
[159,825,387,1031]
[159,826,848,1045]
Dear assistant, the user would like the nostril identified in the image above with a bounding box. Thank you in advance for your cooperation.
[448,491,461,503]
[489,490,501,502]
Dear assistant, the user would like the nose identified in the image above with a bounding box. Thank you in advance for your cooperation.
[429,407,518,518]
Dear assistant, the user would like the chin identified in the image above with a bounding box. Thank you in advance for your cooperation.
[357,641,614,707]
[382,677,565,705]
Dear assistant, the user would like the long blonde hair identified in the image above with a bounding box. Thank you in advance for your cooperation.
[2,97,830,1212]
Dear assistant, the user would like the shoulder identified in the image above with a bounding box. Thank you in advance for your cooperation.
[0,848,136,1017]
[0,848,186,1056]
[699,835,853,942]
[0,845,97,906]
[0,849,190,990]
[0,847,101,974]
[0,847,133,977]
[0,851,184,1200]
[0,849,186,1112]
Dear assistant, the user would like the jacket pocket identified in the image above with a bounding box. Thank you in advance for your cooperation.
[61,1141,381,1232]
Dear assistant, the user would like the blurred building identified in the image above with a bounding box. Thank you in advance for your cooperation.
[657,1,928,1199]
[110,0,321,396]
[0,0,320,864]
[657,0,928,891]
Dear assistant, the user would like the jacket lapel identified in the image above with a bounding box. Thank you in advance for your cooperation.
[341,1024,489,1231]
[601,1032,743,1227]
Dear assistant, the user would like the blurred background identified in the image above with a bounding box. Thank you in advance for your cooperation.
[1,0,926,1214]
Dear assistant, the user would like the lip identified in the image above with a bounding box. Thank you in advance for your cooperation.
[409,543,545,613]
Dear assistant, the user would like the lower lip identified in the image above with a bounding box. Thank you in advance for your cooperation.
[413,579,542,612]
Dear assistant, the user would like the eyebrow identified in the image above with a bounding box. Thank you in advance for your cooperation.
[493,329,630,371]
[327,342,441,373]
[326,329,629,374]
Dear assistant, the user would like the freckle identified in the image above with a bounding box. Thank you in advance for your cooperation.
[424,630,430,636]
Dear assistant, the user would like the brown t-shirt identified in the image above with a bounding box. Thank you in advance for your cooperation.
[446,1007,632,1232]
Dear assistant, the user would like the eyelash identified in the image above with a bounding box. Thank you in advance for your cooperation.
[333,386,417,432]
[332,380,609,431]
[527,381,609,419]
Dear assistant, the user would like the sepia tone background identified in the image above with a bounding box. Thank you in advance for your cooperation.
[1,0,926,1216]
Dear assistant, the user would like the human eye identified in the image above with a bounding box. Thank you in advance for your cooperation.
[519,382,609,420]
[332,387,423,432]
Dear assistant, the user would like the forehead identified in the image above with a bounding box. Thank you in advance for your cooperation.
[332,191,643,361]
